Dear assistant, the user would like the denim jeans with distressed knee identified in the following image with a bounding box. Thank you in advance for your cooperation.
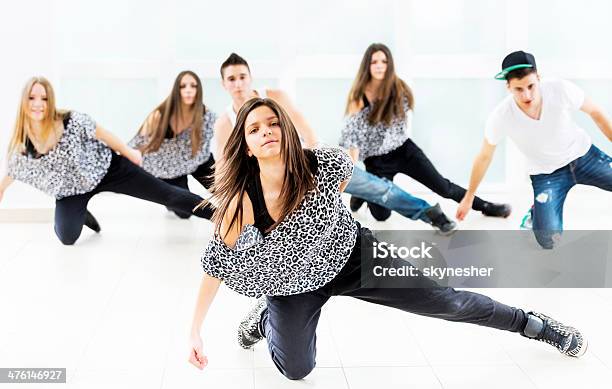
[530,144,612,249]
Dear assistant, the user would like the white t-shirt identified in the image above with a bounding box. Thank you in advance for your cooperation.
[485,79,591,175]
[225,88,268,127]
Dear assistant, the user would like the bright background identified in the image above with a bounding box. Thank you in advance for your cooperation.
[1,3,612,387]
[1,0,612,209]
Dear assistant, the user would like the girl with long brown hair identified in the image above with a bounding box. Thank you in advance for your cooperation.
[0,77,212,245]
[188,97,585,381]
[341,43,511,221]
[129,71,216,218]
[218,52,457,234]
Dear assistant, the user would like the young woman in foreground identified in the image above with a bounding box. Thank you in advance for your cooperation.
[189,98,586,380]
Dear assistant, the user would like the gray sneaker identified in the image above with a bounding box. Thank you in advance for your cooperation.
[522,312,588,358]
[237,296,267,349]
[424,203,458,236]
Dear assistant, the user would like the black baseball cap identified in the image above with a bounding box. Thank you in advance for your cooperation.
[495,51,537,80]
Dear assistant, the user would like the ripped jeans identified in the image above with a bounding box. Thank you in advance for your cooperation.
[345,166,432,222]
[530,144,612,249]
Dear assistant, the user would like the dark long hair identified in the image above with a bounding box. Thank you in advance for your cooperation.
[220,52,250,78]
[208,98,316,237]
[346,43,414,125]
[137,70,207,156]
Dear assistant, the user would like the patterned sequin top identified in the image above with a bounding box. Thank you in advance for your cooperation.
[7,111,112,199]
[129,110,217,179]
[339,97,411,161]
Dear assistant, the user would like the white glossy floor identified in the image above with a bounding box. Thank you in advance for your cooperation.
[1,183,611,389]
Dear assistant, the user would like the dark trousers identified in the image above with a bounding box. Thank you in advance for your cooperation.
[363,139,489,221]
[54,153,213,245]
[162,156,215,219]
[261,226,527,380]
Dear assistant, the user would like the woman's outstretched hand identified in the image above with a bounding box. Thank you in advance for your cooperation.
[456,194,474,221]
[188,333,208,370]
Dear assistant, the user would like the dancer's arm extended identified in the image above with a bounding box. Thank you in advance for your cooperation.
[213,114,233,166]
[581,97,612,141]
[189,194,254,369]
[267,89,318,148]
[189,274,222,369]
[456,140,496,220]
[95,126,143,166]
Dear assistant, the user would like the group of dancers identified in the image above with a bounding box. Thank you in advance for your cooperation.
[2,44,610,380]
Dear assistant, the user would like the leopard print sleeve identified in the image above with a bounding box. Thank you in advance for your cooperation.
[200,245,224,280]
[201,225,264,280]
[339,111,363,150]
[6,152,28,182]
[314,147,354,185]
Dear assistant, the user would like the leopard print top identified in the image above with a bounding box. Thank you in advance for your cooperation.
[200,147,358,297]
[7,111,112,199]
[128,110,217,179]
[339,99,411,161]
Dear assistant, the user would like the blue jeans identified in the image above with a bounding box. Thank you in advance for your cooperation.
[530,144,612,249]
[345,166,432,222]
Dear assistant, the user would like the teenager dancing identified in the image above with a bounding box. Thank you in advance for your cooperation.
[188,97,587,381]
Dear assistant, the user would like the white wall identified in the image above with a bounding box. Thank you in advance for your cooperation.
[2,0,612,208]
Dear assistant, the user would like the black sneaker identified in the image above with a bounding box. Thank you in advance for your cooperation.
[481,202,512,218]
[84,211,101,233]
[350,196,366,212]
[522,312,588,358]
[424,203,457,236]
[237,297,267,349]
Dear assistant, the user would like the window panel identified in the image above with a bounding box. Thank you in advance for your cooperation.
[175,0,283,61]
[296,0,396,56]
[58,0,162,61]
[295,78,353,146]
[411,79,507,183]
[529,0,612,60]
[408,0,506,55]
[59,78,159,141]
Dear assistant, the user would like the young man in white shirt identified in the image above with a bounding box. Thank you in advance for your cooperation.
[213,54,318,157]
[457,51,612,248]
